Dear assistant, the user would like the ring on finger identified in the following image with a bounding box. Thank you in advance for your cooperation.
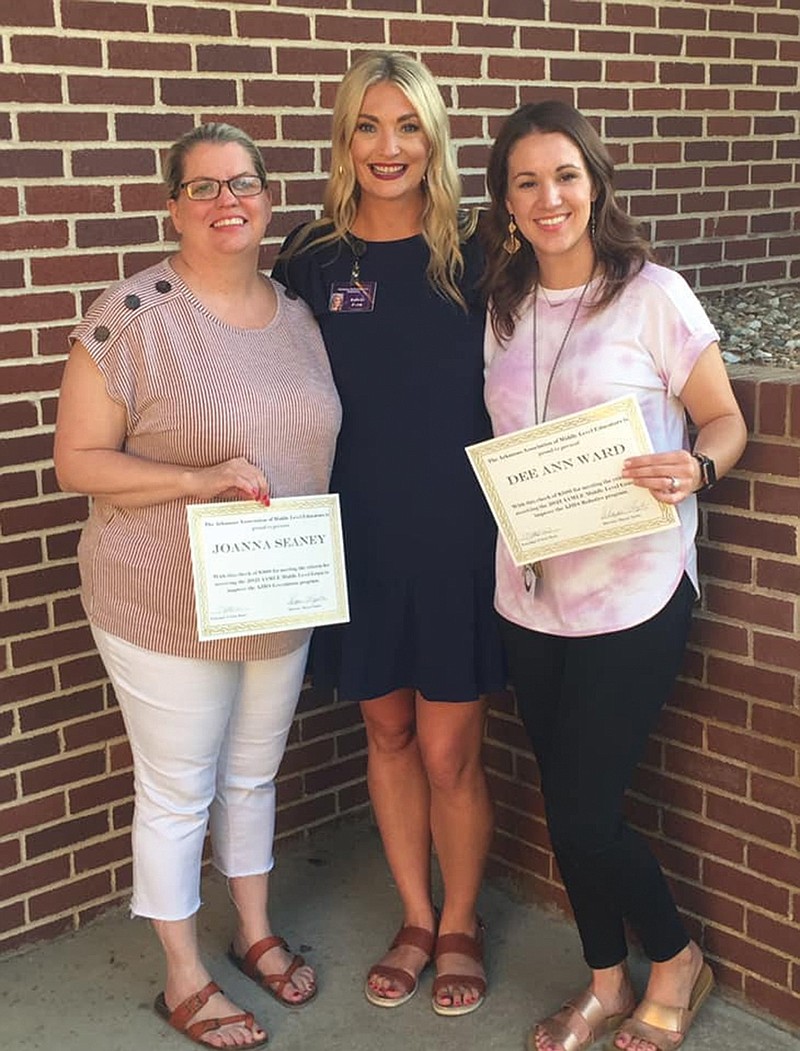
[668,475,679,493]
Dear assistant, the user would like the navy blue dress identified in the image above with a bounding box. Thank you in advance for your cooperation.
[273,230,504,702]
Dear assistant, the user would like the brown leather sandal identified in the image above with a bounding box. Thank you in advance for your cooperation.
[431,924,487,1017]
[228,935,317,1008]
[529,988,635,1051]
[154,979,268,1048]
[364,923,437,1008]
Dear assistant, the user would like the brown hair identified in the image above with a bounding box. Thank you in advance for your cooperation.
[482,100,652,340]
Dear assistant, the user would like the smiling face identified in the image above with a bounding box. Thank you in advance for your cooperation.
[505,130,597,286]
[349,80,430,208]
[167,140,271,259]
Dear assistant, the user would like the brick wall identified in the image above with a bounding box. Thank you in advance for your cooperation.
[487,371,800,1031]
[0,0,798,1030]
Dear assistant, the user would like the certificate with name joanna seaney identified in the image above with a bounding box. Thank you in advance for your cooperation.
[186,495,349,641]
[466,396,679,567]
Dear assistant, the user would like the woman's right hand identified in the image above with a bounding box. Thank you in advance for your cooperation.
[187,457,271,505]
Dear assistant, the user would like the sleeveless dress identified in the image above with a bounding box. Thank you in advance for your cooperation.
[273,231,505,702]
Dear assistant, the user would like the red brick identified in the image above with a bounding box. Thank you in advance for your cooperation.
[672,879,745,934]
[75,216,159,249]
[706,511,797,556]
[631,767,704,814]
[18,111,108,143]
[11,34,101,67]
[276,47,347,76]
[243,80,316,109]
[748,910,799,959]
[0,856,72,901]
[707,792,793,850]
[752,774,800,819]
[751,704,800,748]
[688,616,748,657]
[707,655,795,706]
[58,652,108,691]
[25,811,109,858]
[274,794,335,836]
[161,79,237,107]
[115,112,193,143]
[108,40,191,70]
[388,18,451,45]
[748,841,800,893]
[62,0,147,30]
[0,536,43,573]
[196,44,272,73]
[31,253,119,287]
[68,75,154,106]
[705,857,790,916]
[63,709,125,751]
[747,977,800,1030]
[707,926,788,985]
[2,493,90,536]
[707,726,796,778]
[1,791,65,836]
[11,622,93,664]
[74,832,131,873]
[154,4,231,35]
[69,770,133,813]
[0,901,26,936]
[279,738,334,778]
[752,632,800,674]
[0,72,62,104]
[29,871,113,921]
[664,743,747,795]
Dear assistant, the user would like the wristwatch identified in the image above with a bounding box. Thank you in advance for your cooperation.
[692,452,717,492]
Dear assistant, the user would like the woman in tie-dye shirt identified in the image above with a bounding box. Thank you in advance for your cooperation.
[480,101,745,1051]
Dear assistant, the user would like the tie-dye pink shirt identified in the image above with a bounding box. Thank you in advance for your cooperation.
[484,261,718,636]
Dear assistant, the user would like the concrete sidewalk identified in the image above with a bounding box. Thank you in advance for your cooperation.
[2,819,796,1051]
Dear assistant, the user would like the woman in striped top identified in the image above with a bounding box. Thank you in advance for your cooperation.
[54,123,341,1049]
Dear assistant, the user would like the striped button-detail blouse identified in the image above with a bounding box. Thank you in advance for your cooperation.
[70,259,342,660]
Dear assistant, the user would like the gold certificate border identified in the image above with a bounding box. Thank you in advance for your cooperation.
[466,396,679,566]
[187,495,349,639]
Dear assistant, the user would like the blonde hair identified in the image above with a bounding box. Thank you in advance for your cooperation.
[285,52,474,306]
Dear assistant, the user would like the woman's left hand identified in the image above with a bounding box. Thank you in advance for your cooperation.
[622,450,701,504]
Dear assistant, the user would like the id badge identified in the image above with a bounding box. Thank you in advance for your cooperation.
[328,281,377,313]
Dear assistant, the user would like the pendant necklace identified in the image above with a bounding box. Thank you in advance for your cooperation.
[523,273,593,593]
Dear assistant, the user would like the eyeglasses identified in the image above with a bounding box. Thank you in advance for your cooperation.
[179,175,266,201]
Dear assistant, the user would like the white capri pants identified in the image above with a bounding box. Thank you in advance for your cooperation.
[92,626,309,921]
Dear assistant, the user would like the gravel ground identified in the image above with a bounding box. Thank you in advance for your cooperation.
[697,282,800,370]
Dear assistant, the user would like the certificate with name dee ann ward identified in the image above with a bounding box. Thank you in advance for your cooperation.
[466,396,679,567]
[186,495,349,641]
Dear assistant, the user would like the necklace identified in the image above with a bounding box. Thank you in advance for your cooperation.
[524,274,593,592]
[538,282,585,308]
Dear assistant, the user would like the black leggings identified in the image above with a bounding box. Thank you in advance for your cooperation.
[500,575,696,969]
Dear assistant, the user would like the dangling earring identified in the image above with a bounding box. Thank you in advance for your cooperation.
[503,214,520,255]
[590,202,596,241]
[337,164,344,176]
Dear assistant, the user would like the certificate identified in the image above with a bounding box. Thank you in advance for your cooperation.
[186,495,349,641]
[466,396,679,567]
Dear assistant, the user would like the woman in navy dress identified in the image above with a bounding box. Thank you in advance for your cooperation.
[273,52,504,1016]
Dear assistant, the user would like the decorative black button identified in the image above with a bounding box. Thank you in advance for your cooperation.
[94,325,110,342]
[155,280,172,293]
[283,288,298,300]
[124,294,141,310]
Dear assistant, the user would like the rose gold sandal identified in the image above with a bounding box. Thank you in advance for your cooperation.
[529,988,636,1051]
[609,963,715,1051]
